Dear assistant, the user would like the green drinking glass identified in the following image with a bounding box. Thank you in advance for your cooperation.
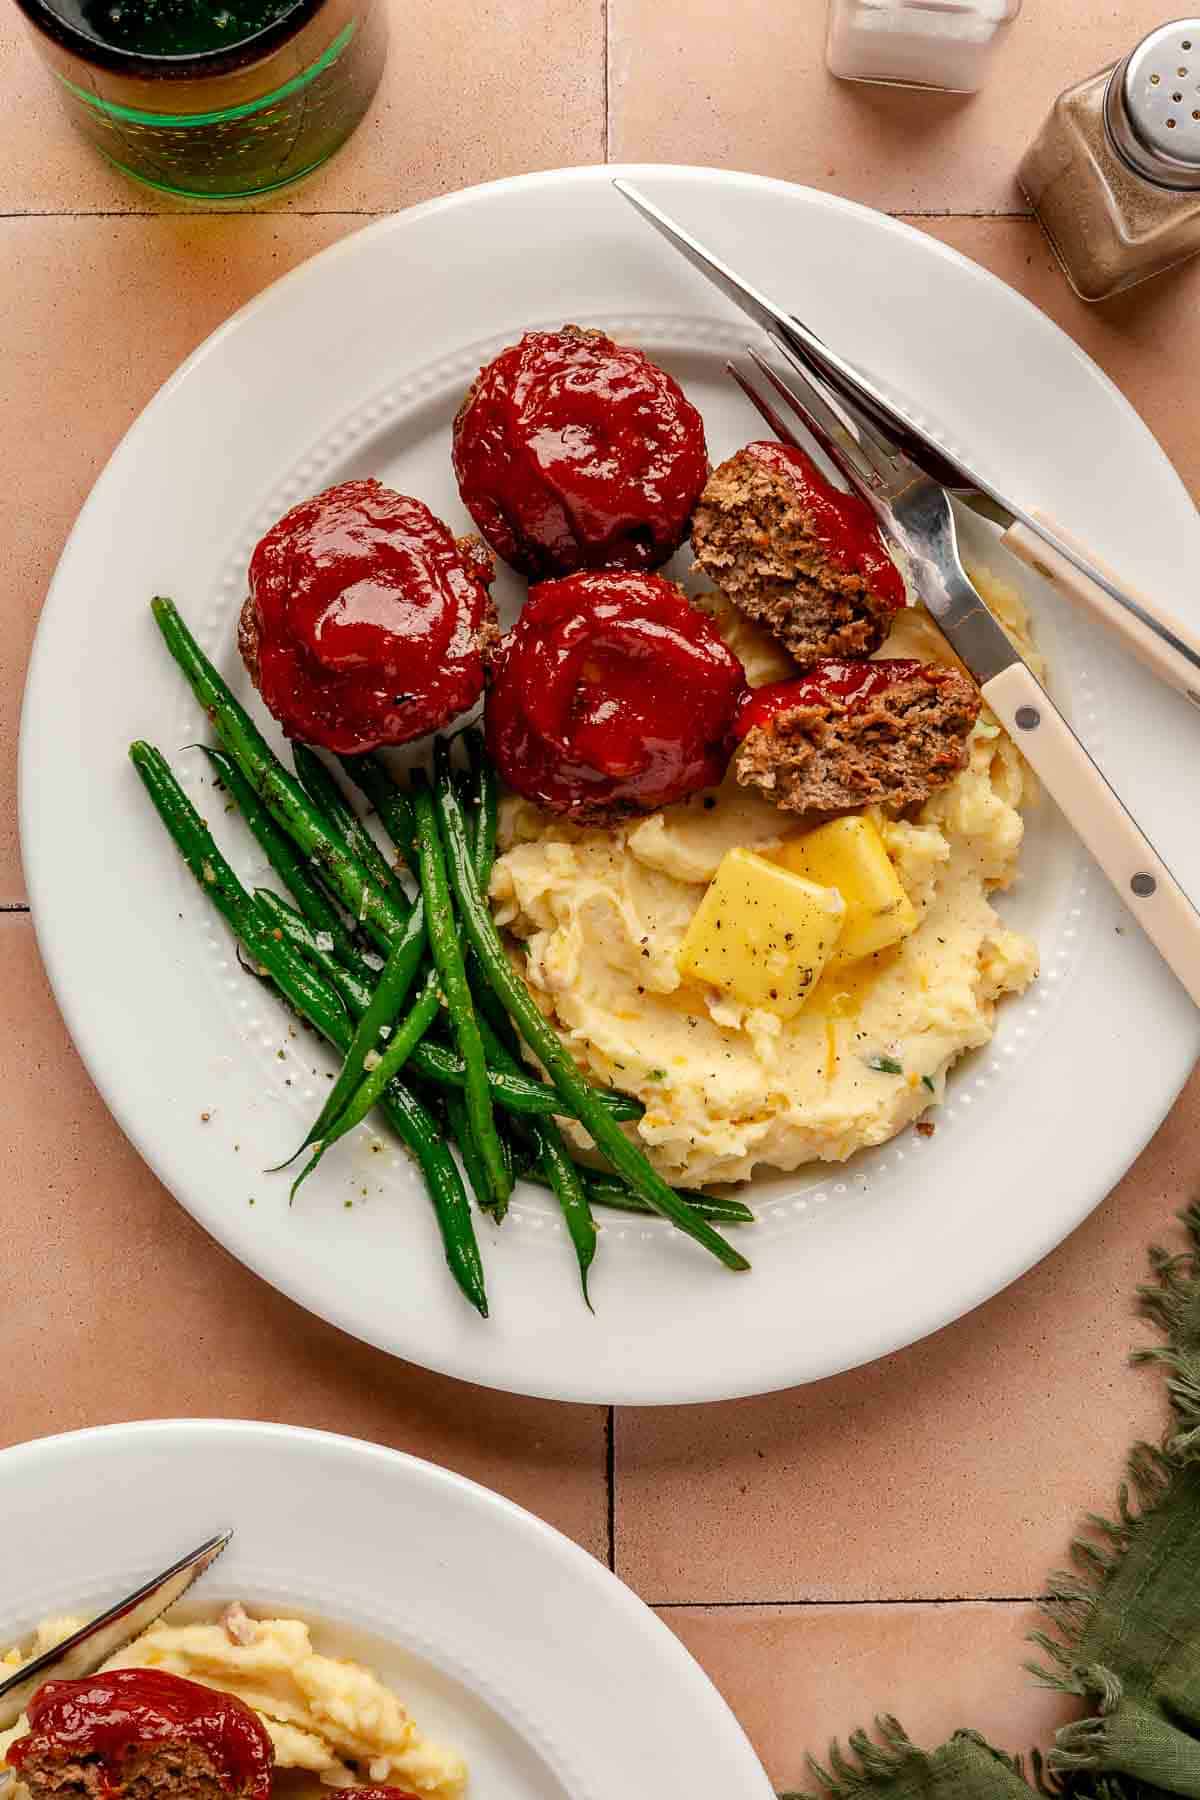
[13,0,388,199]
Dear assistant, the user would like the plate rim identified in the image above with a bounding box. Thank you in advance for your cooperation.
[19,162,1200,1405]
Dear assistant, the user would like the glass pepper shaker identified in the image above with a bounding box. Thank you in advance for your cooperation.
[1019,20,1200,301]
[826,0,1022,94]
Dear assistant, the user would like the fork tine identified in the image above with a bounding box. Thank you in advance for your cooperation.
[766,334,906,482]
[725,359,804,452]
[743,346,876,501]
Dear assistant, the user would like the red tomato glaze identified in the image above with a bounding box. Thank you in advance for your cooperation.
[9,1670,274,1799]
[452,326,709,580]
[486,572,748,818]
[733,659,927,740]
[744,441,905,613]
[243,479,494,755]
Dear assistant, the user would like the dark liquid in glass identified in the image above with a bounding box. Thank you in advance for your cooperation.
[49,0,301,56]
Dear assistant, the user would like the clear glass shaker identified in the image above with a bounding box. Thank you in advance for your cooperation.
[1019,20,1200,301]
[826,0,1022,94]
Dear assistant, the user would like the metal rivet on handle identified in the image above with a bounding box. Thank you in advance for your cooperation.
[1131,872,1158,898]
[1015,706,1040,730]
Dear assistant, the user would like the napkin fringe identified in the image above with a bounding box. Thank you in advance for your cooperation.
[783,1717,1031,1800]
[1133,1200,1200,1464]
[1026,1444,1172,1695]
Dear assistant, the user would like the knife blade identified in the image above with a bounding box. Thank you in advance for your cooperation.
[612,178,981,491]
[0,1531,231,1732]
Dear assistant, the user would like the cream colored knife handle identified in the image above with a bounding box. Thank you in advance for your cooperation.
[983,662,1200,1008]
[1001,510,1200,709]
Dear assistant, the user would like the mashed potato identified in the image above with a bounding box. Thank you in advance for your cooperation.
[490,572,1041,1187]
[0,1609,465,1800]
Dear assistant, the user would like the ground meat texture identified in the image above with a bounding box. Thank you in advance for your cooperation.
[734,660,981,814]
[15,1740,241,1800]
[691,441,906,666]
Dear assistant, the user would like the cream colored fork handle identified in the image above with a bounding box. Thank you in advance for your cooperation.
[983,662,1200,1008]
[1001,510,1200,708]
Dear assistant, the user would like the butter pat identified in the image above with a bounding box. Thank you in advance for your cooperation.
[677,847,845,1018]
[776,815,917,967]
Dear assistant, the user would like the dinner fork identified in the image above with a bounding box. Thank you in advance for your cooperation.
[728,341,1200,1010]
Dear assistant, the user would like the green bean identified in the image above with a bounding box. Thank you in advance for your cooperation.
[506,1156,755,1226]
[431,765,750,1274]
[283,900,431,1168]
[464,733,519,1057]
[584,1176,755,1226]
[465,727,498,890]
[130,742,487,1316]
[411,771,510,1213]
[537,1125,597,1308]
[445,1090,496,1216]
[255,889,641,1121]
[289,968,443,1200]
[200,747,360,967]
[459,769,595,1300]
[475,1004,522,1072]
[254,889,379,1010]
[292,744,409,907]
[338,754,417,863]
[443,1053,509,1221]
[133,745,343,1035]
[150,599,406,953]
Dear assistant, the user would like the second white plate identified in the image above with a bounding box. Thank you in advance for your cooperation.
[0,1420,772,1800]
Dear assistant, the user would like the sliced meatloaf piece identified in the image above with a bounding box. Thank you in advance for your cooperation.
[733,658,981,814]
[691,441,906,666]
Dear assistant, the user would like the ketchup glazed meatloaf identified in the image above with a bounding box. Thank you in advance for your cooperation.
[452,324,709,580]
[5,1671,274,1800]
[238,479,499,755]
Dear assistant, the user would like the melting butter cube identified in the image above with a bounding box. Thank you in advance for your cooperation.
[775,815,917,967]
[677,847,846,1019]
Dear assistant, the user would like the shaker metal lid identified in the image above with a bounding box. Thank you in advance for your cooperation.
[1105,19,1200,188]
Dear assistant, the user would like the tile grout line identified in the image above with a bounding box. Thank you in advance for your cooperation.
[601,0,611,161]
[649,1593,1045,1610]
[605,1406,616,1570]
[0,207,1037,223]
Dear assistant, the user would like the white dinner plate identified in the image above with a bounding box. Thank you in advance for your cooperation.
[0,1419,771,1800]
[20,165,1200,1404]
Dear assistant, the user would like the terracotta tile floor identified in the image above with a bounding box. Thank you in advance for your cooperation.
[4,2,1199,1790]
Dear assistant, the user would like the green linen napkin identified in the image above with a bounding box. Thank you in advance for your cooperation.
[783,1203,1200,1800]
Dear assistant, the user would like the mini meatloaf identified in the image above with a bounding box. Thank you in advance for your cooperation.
[7,1670,274,1800]
[691,441,906,666]
[239,479,499,755]
[733,657,981,814]
[452,324,709,580]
